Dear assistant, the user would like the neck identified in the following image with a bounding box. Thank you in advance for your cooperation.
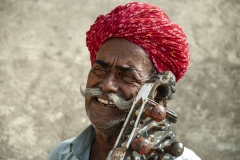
[89,125,122,160]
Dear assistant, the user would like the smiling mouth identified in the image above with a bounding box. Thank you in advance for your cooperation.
[97,97,116,107]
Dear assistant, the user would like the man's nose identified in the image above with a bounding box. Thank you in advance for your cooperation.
[99,73,119,93]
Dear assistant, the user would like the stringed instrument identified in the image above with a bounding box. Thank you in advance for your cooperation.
[107,71,184,160]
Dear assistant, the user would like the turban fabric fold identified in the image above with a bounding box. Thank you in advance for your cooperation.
[86,2,189,81]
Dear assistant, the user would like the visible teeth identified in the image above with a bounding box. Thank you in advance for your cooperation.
[109,101,114,105]
[97,98,114,105]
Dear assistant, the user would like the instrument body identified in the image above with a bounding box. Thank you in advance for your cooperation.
[107,71,184,160]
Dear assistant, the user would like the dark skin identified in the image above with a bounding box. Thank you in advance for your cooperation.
[85,38,154,160]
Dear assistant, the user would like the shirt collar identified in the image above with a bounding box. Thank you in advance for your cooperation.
[71,125,95,159]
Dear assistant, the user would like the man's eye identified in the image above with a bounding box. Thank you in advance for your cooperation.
[120,73,137,83]
[93,67,108,76]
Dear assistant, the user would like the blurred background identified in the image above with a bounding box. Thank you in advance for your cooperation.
[0,0,239,159]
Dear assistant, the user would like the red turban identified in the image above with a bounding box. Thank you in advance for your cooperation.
[86,2,189,81]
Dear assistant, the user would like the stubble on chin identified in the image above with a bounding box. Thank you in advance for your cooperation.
[86,108,126,129]
[85,98,127,132]
[88,111,126,139]
[95,123,124,139]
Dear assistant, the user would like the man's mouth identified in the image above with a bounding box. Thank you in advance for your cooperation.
[97,97,116,107]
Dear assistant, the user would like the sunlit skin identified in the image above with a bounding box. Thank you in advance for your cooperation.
[85,38,154,160]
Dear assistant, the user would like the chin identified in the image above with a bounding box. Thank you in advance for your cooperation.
[92,118,124,129]
[87,113,124,135]
[88,111,124,128]
[93,120,124,138]
[86,100,127,128]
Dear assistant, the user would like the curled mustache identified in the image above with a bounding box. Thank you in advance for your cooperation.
[80,87,135,111]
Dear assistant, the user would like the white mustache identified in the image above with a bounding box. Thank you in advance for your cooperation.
[80,87,134,111]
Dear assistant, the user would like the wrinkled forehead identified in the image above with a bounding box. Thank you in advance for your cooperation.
[95,38,153,70]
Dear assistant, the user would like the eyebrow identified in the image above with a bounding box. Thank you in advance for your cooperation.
[94,60,111,67]
[116,65,137,73]
[94,59,139,74]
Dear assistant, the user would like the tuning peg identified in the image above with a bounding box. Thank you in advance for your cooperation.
[131,137,151,155]
[163,142,184,157]
[145,104,166,122]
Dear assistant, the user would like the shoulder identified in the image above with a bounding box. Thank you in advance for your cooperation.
[46,137,75,160]
[46,125,95,160]
[173,147,201,160]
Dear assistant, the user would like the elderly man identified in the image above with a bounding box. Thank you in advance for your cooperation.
[47,2,200,160]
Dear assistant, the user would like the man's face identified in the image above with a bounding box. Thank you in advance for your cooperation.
[85,38,153,131]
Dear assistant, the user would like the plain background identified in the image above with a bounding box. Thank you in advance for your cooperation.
[0,0,239,159]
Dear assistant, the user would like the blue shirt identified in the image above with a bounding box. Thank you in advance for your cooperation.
[47,125,201,160]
